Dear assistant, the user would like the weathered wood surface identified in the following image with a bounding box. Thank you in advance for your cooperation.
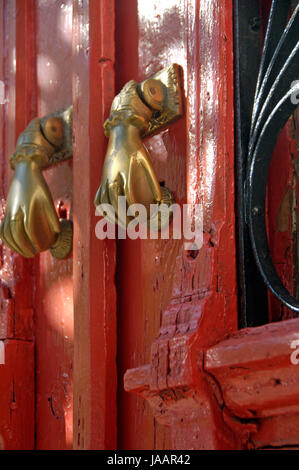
[72,0,117,450]
[0,0,35,449]
[35,0,73,450]
[120,0,238,450]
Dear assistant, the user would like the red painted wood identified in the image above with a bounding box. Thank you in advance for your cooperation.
[4,0,36,322]
[72,0,117,450]
[2,0,117,450]
[267,127,298,322]
[1,0,298,452]
[123,1,299,450]
[118,0,238,450]
[0,0,35,449]
[0,340,34,450]
[34,0,74,450]
[252,413,299,449]
[205,318,299,448]
[265,2,298,323]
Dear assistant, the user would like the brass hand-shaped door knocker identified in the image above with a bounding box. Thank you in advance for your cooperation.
[0,65,183,259]
[0,106,73,259]
[94,64,183,228]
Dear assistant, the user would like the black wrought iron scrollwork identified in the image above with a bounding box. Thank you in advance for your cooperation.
[246,1,299,312]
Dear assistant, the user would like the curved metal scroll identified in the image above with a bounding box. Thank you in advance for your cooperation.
[247,0,299,311]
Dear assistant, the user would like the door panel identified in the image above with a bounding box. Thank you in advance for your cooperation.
[35,0,73,450]
[0,0,73,450]
[116,0,238,450]
[0,0,35,450]
[72,0,117,450]
[0,0,238,450]
[115,0,187,449]
[267,121,299,322]
[0,0,118,450]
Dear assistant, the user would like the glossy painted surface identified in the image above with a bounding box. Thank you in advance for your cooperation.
[267,122,299,322]
[72,0,117,450]
[1,0,298,451]
[0,0,35,449]
[205,317,299,448]
[1,0,74,450]
[0,0,118,450]
[116,0,238,450]
[35,0,73,449]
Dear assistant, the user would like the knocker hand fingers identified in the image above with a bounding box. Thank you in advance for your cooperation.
[0,214,31,257]
[10,213,37,258]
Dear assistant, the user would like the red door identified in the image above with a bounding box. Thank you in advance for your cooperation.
[0,0,117,450]
[0,0,299,451]
[0,0,74,450]
[115,0,238,450]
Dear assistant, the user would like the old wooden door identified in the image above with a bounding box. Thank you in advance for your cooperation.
[1,0,298,451]
[73,0,237,450]
[0,0,237,450]
[0,0,117,450]
[114,0,238,450]
[0,0,74,450]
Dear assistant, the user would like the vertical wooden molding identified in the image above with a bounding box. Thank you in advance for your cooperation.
[124,0,238,450]
[16,0,37,132]
[72,0,117,450]
[0,0,36,450]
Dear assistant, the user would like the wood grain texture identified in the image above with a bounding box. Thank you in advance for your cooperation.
[72,0,117,450]
[34,0,73,450]
[119,0,238,450]
[267,127,298,322]
[0,340,34,450]
[0,0,35,449]
[205,318,299,448]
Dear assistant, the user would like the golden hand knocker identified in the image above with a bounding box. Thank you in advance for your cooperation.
[94,64,183,228]
[0,66,183,259]
[0,106,73,259]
